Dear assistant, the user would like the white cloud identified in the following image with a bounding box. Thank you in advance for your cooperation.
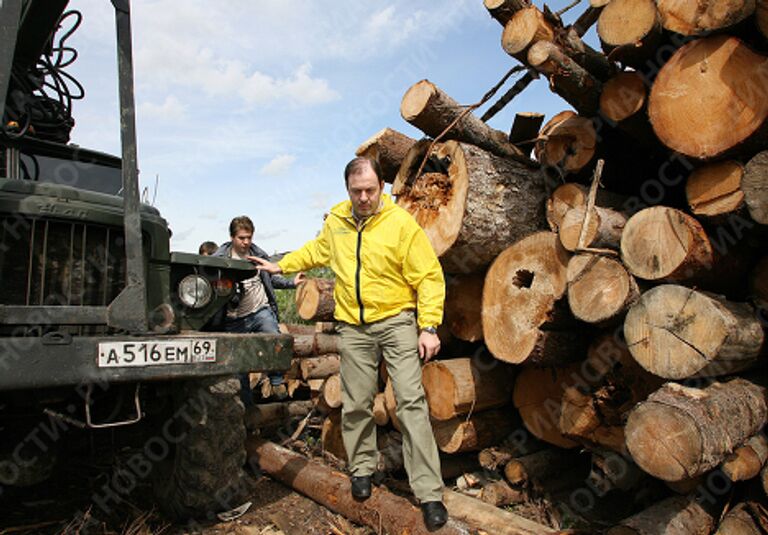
[138,95,186,120]
[261,154,296,176]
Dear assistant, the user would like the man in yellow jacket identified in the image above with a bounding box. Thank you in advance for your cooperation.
[252,157,448,530]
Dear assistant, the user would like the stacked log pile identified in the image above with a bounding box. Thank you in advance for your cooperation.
[268,1,768,532]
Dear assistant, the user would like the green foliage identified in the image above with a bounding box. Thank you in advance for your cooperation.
[275,266,334,325]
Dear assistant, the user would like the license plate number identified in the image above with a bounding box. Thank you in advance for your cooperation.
[98,339,217,367]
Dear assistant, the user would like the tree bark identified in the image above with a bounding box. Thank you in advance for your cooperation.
[620,206,714,283]
[399,80,532,165]
[247,439,474,535]
[355,127,416,184]
[394,140,546,274]
[295,278,335,322]
[656,0,755,35]
[445,273,485,341]
[743,150,768,224]
[432,409,514,453]
[514,364,580,448]
[566,254,639,324]
[483,232,585,366]
[623,284,764,379]
[422,357,512,421]
[721,433,768,482]
[299,353,340,380]
[606,495,714,535]
[686,160,746,220]
[597,0,662,68]
[648,35,768,160]
[527,41,602,116]
[291,333,340,357]
[559,333,662,452]
[535,111,597,179]
[625,379,768,481]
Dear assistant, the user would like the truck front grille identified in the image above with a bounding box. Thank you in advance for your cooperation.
[0,216,126,306]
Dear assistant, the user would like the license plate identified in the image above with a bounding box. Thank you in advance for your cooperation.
[98,339,217,367]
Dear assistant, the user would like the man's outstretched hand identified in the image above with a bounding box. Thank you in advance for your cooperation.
[247,256,282,274]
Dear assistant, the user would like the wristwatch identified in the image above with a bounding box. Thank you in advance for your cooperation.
[421,326,438,335]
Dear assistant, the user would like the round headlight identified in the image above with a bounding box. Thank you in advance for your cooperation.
[178,275,213,309]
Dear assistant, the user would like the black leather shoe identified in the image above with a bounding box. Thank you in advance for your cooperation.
[421,501,448,531]
[350,475,371,500]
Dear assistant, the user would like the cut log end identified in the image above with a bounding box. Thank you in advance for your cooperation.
[599,71,647,123]
[686,160,745,217]
[400,80,436,122]
[656,0,756,35]
[567,254,638,324]
[597,0,659,48]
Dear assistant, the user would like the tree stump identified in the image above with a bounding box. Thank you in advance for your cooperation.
[394,140,546,274]
[422,357,512,421]
[625,379,767,481]
[483,232,584,366]
[624,284,764,379]
[648,35,768,159]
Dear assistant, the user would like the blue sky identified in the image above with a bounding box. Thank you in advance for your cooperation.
[66,0,585,254]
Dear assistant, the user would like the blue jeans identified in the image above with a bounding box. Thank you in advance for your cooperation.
[224,306,282,405]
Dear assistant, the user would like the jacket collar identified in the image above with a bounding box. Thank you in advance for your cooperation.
[331,193,395,226]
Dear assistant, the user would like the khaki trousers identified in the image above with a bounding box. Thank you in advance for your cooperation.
[337,310,443,503]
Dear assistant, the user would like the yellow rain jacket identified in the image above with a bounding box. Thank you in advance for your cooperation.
[278,194,444,329]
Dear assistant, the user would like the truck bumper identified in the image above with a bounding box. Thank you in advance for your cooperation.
[0,332,293,390]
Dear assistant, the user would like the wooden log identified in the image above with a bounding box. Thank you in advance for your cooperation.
[509,111,544,156]
[648,35,768,160]
[372,392,388,426]
[715,502,768,535]
[295,278,335,322]
[320,410,347,462]
[527,41,602,116]
[383,379,401,432]
[299,353,340,380]
[620,206,714,283]
[280,323,316,335]
[319,373,342,410]
[624,284,764,379]
[751,256,768,308]
[394,139,546,274]
[440,453,481,480]
[422,357,512,421]
[535,111,597,179]
[559,205,627,251]
[399,80,531,165]
[546,182,627,233]
[503,448,583,487]
[483,232,584,366]
[588,449,646,494]
[485,0,532,26]
[479,480,525,507]
[557,26,616,82]
[559,333,662,452]
[763,462,768,496]
[432,409,514,453]
[291,333,340,357]
[743,150,768,224]
[442,489,567,535]
[444,273,484,342]
[597,0,662,68]
[759,0,768,40]
[314,321,336,334]
[478,437,547,471]
[247,439,473,535]
[686,160,746,219]
[501,6,556,61]
[245,400,314,430]
[355,127,416,185]
[656,0,756,36]
[721,433,768,482]
[606,495,715,535]
[625,379,768,481]
[514,365,580,448]
[292,334,316,357]
[566,254,639,324]
[600,71,647,123]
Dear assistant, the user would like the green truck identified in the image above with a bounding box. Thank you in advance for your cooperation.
[0,0,292,519]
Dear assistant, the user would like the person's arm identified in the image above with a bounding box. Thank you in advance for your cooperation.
[402,227,445,362]
[250,222,331,275]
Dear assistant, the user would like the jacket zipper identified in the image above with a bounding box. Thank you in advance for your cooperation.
[355,226,365,324]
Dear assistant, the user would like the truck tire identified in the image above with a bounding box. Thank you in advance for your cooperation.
[152,376,247,520]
